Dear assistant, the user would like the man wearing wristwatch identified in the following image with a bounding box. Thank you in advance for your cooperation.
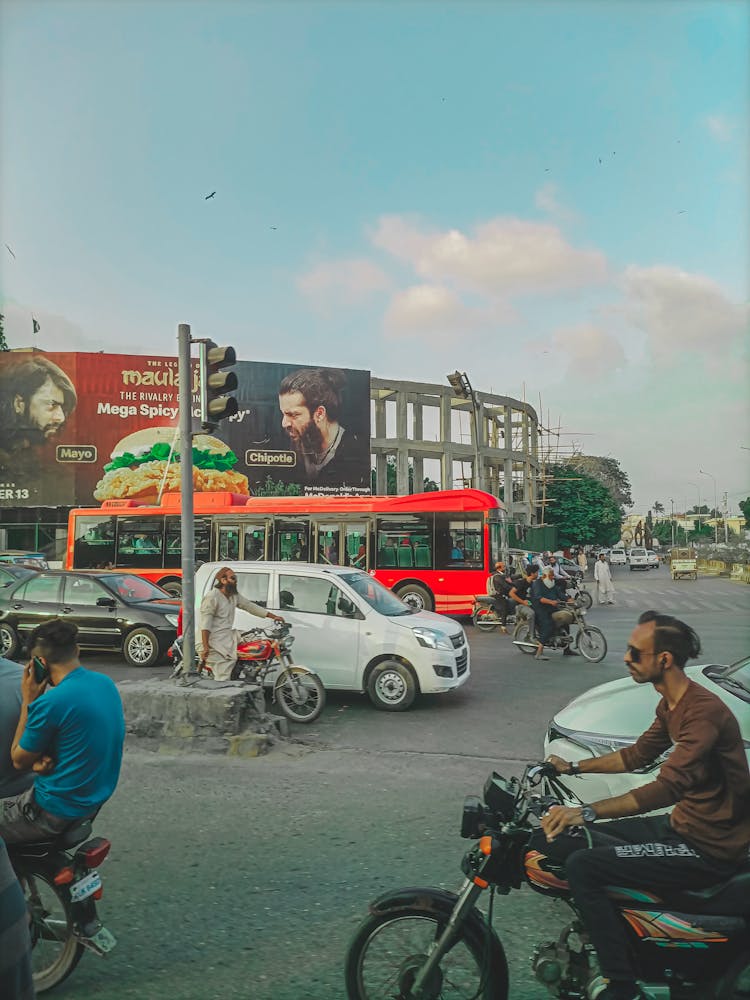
[534,611,750,1000]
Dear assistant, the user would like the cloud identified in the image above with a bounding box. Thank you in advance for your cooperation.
[297,257,392,308]
[383,284,494,342]
[371,214,608,297]
[703,114,736,143]
[621,265,748,363]
[0,299,102,353]
[534,182,577,224]
[550,324,626,378]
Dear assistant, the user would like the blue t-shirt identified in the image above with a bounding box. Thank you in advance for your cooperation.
[20,668,125,819]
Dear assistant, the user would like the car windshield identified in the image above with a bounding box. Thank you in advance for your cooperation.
[96,574,172,602]
[338,572,412,616]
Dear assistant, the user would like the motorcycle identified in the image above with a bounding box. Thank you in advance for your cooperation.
[344,763,750,999]
[168,620,326,724]
[564,578,593,610]
[513,601,607,663]
[9,818,116,993]
[472,595,517,633]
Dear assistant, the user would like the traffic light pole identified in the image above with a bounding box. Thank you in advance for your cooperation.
[177,323,197,679]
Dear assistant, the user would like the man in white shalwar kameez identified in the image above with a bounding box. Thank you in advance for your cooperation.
[594,553,615,605]
[199,567,284,680]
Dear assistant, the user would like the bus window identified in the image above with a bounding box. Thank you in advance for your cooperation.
[164,517,211,568]
[344,523,368,569]
[116,517,165,569]
[243,526,266,561]
[316,523,341,565]
[489,520,503,568]
[434,514,483,570]
[218,524,240,560]
[276,522,309,562]
[72,515,116,569]
[376,516,433,570]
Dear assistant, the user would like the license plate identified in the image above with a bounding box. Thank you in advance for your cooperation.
[70,870,102,902]
[84,926,117,954]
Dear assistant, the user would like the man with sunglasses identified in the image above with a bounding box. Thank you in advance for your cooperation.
[538,611,750,1000]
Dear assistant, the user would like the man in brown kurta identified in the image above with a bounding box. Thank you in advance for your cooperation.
[538,612,750,1000]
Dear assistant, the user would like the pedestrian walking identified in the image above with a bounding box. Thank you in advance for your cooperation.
[577,548,588,578]
[594,553,615,605]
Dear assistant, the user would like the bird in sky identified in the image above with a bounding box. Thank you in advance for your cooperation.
[598,157,602,164]
[270,226,277,230]
[205,191,216,200]
[678,210,687,214]
[4,244,15,259]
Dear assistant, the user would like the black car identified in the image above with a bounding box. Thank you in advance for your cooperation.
[0,565,38,589]
[0,570,180,667]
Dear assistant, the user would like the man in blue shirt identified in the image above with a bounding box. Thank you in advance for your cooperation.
[0,619,125,844]
[0,659,34,800]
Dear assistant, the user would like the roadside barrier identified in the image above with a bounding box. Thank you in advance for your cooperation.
[730,563,750,585]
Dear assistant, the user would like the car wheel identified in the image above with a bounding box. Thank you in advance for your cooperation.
[0,622,19,659]
[394,583,433,612]
[123,627,161,667]
[366,660,417,712]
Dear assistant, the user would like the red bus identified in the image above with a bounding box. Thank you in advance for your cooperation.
[66,489,507,615]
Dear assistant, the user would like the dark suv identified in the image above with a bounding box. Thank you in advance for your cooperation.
[0,570,180,667]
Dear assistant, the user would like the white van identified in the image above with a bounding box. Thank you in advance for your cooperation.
[194,561,470,711]
[609,547,627,565]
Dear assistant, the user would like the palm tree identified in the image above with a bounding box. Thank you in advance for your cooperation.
[653,501,665,515]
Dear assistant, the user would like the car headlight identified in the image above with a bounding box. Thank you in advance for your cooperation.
[412,626,453,651]
[164,614,179,627]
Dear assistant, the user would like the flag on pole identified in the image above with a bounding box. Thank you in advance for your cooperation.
[32,317,40,335]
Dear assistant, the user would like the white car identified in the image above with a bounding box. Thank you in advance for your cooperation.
[544,657,750,807]
[628,547,650,570]
[645,549,660,569]
[609,547,627,565]
[193,561,470,711]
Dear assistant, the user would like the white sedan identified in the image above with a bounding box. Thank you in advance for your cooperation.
[645,549,660,569]
[544,656,750,807]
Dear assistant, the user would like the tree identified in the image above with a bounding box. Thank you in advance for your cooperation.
[739,497,750,526]
[567,455,633,512]
[0,313,8,352]
[371,461,439,495]
[653,501,665,515]
[688,520,712,542]
[546,463,622,547]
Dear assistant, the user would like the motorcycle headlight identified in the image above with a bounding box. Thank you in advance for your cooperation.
[164,614,179,627]
[412,626,453,651]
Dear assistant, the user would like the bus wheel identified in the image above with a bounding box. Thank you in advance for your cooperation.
[394,583,433,612]
[159,579,182,598]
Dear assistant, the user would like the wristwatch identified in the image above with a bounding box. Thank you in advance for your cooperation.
[581,805,597,823]
[568,762,581,775]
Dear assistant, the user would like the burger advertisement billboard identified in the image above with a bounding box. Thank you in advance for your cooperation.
[0,351,371,508]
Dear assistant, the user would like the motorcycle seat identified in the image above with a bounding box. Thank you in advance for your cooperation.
[10,820,93,856]
[671,864,750,915]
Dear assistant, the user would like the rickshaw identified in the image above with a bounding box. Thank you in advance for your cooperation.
[670,546,698,580]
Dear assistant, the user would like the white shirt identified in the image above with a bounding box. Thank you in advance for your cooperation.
[199,588,268,671]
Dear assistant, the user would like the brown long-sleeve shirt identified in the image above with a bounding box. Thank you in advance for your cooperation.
[620,679,750,864]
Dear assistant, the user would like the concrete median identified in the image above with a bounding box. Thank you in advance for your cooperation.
[118,678,290,756]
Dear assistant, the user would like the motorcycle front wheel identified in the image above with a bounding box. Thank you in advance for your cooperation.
[576,589,593,610]
[21,867,84,993]
[473,608,500,632]
[576,626,607,663]
[274,667,325,723]
[345,909,508,1000]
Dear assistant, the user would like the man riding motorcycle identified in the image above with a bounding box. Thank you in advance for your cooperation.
[538,611,750,1000]
[488,560,515,634]
[529,566,577,659]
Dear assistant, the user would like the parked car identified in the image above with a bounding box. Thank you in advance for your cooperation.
[194,561,470,711]
[609,547,627,565]
[0,551,49,570]
[645,549,660,569]
[553,555,584,581]
[0,570,180,666]
[544,656,750,807]
[0,565,38,589]
[628,547,650,570]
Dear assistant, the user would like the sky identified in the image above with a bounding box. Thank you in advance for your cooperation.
[1,0,748,515]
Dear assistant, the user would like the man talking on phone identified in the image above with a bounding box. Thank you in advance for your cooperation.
[0,619,125,844]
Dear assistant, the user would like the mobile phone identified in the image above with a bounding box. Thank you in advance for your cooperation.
[32,656,48,684]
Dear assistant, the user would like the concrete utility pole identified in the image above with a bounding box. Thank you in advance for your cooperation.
[699,469,718,544]
[177,324,197,680]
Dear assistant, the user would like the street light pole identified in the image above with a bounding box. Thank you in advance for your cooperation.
[699,469,718,544]
[447,371,482,492]
[668,498,675,548]
[687,482,701,541]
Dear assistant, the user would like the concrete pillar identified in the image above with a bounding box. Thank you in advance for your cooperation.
[413,456,424,491]
[376,454,388,495]
[440,392,453,489]
[396,394,409,493]
[375,399,386,440]
[414,401,423,441]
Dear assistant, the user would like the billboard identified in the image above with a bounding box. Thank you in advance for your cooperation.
[0,351,371,508]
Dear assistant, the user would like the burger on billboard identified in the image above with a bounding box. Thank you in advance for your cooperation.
[0,350,371,507]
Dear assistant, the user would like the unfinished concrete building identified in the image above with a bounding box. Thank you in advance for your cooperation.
[370,377,540,526]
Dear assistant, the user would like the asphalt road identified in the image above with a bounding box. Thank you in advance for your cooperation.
[45,571,750,1000]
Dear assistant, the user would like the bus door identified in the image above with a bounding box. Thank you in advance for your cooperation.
[344,522,368,570]
[275,521,310,562]
[216,522,241,561]
[242,522,269,561]
[314,522,342,566]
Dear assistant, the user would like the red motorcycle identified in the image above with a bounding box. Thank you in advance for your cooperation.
[169,621,325,724]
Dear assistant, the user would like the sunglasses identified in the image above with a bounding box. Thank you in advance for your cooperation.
[626,645,659,664]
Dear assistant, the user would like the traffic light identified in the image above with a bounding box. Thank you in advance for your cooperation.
[199,341,238,430]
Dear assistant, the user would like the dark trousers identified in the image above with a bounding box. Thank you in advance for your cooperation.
[490,595,513,626]
[529,816,737,983]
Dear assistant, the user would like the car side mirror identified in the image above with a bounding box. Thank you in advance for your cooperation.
[96,597,117,608]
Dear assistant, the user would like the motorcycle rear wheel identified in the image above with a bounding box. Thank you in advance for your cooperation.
[576,627,607,663]
[473,608,500,632]
[274,667,325,723]
[345,908,508,999]
[22,867,84,993]
[512,622,536,654]
[576,589,593,610]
